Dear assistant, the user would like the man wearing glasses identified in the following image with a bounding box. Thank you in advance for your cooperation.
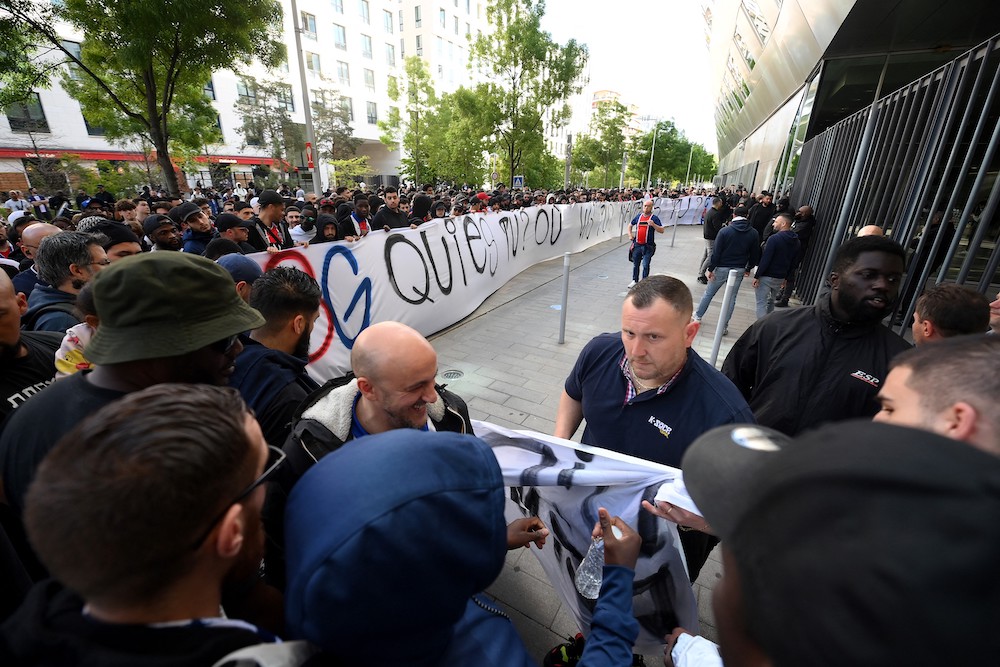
[2,384,285,662]
[22,232,108,333]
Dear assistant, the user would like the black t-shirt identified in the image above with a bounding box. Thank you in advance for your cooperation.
[0,332,61,436]
[0,371,126,515]
[373,206,410,230]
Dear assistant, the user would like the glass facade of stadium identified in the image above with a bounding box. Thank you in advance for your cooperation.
[706,0,999,329]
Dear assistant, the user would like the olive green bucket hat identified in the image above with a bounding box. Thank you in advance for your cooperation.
[86,252,266,365]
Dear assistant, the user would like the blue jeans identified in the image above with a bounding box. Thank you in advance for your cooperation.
[632,244,654,281]
[695,267,744,330]
[755,276,784,318]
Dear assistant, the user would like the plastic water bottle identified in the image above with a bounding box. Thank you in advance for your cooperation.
[574,525,623,600]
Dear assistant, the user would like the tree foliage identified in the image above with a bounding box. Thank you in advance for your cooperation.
[471,0,587,185]
[378,56,438,185]
[311,87,361,162]
[1,0,284,195]
[234,79,305,173]
[628,121,717,187]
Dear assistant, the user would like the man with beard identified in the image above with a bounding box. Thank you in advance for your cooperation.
[723,236,910,436]
[229,267,322,448]
[142,214,182,252]
[262,320,472,590]
[372,186,409,231]
[1,385,282,663]
[23,232,108,333]
[0,271,61,436]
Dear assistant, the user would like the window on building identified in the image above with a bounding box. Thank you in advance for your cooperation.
[364,68,375,92]
[388,74,398,91]
[437,36,443,56]
[385,43,396,66]
[82,114,104,136]
[342,96,354,121]
[337,60,350,85]
[454,15,458,34]
[465,22,470,36]
[414,5,421,27]
[301,11,317,38]
[6,93,49,133]
[362,34,373,58]
[332,0,343,12]
[466,0,470,13]
[401,38,405,57]
[306,52,321,75]
[399,9,404,31]
[237,80,257,104]
[334,23,347,50]
[439,8,446,27]
[366,101,377,124]
[204,77,216,100]
[277,84,295,112]
[742,0,771,44]
[437,64,443,78]
[733,31,755,70]
[415,34,423,56]
[60,40,82,80]
[384,9,393,33]
[360,0,370,23]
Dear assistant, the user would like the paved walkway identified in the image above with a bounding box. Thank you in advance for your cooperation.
[428,223,769,662]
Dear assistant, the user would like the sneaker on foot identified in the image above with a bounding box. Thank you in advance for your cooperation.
[628,280,637,288]
[692,314,701,323]
[697,276,708,284]
[774,300,789,308]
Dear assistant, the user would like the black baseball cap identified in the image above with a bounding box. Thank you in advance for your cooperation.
[215,213,252,232]
[684,421,1000,665]
[257,190,284,208]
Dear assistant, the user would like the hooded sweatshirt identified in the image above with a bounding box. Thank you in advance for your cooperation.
[229,337,319,448]
[409,194,433,225]
[284,430,638,666]
[708,216,761,272]
[22,283,79,333]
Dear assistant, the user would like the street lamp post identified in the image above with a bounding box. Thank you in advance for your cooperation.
[290,0,323,194]
[684,144,694,187]
[646,128,662,190]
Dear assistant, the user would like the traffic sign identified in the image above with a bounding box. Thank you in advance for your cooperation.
[305,142,314,169]
[512,175,524,188]
[491,171,499,182]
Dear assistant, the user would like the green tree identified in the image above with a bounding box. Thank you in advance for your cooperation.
[471,0,588,186]
[234,79,305,176]
[329,156,373,189]
[589,101,630,188]
[312,87,361,163]
[2,0,284,195]
[378,56,437,185]
[628,121,718,187]
[421,88,487,186]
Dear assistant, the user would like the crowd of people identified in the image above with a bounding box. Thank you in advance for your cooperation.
[0,175,998,666]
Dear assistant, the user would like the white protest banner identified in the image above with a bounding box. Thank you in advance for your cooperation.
[474,419,699,653]
[650,195,712,226]
[251,201,645,380]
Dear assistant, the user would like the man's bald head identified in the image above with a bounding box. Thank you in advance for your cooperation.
[351,321,436,382]
[19,223,61,260]
[857,225,884,237]
[0,270,29,359]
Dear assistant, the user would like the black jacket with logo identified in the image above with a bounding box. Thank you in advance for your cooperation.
[722,295,911,435]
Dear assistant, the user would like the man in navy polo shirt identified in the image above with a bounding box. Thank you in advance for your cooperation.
[555,275,754,580]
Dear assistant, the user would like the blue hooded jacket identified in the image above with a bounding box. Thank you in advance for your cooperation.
[284,430,638,666]
[709,216,761,272]
[22,283,79,333]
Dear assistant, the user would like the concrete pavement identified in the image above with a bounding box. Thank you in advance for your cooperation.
[427,222,767,662]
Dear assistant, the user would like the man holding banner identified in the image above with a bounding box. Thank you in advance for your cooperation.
[554,276,754,580]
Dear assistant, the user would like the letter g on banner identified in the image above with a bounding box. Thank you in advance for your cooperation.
[322,245,373,349]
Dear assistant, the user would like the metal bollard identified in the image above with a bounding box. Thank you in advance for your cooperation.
[558,252,571,344]
[670,218,680,248]
[709,269,740,367]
